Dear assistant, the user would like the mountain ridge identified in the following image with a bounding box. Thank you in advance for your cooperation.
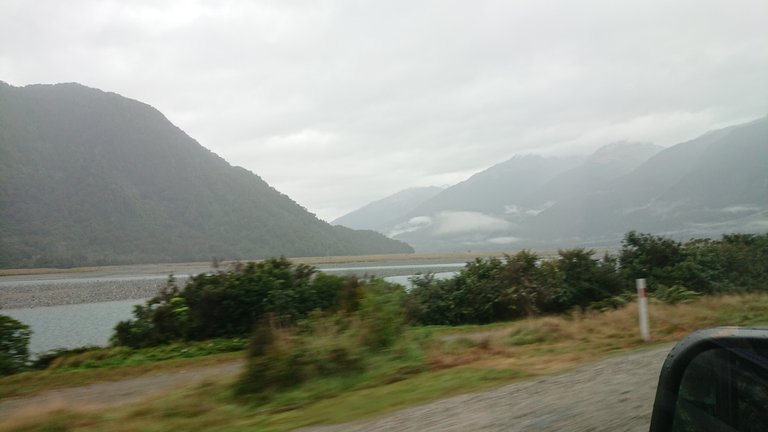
[343,122,766,252]
[0,82,413,268]
[331,186,445,231]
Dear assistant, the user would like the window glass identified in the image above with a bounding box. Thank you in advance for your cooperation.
[672,347,768,432]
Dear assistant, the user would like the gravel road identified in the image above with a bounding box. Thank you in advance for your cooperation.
[1,345,671,431]
[0,360,244,417]
[301,345,672,432]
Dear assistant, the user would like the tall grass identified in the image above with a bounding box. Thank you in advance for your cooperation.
[426,294,768,374]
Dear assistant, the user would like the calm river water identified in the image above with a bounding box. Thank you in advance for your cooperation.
[3,299,143,354]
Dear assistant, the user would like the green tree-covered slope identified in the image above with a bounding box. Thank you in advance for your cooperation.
[0,82,412,268]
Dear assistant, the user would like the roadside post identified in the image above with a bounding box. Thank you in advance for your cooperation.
[637,278,651,341]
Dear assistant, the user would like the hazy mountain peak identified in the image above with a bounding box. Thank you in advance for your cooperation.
[589,141,661,163]
[333,186,446,231]
[383,118,765,252]
[578,141,663,180]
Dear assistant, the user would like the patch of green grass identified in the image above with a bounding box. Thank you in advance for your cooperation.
[506,326,553,346]
[713,294,768,326]
[0,337,246,399]
[37,338,247,371]
[0,351,243,399]
[423,320,516,336]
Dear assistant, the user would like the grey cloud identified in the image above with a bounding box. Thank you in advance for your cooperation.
[1,0,766,220]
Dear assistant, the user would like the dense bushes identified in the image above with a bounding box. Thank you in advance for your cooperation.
[113,231,768,346]
[112,231,768,348]
[113,257,353,348]
[31,339,246,371]
[405,252,557,325]
[236,279,408,396]
[0,314,31,375]
[109,259,413,395]
[407,232,768,325]
[619,231,768,293]
[406,248,624,325]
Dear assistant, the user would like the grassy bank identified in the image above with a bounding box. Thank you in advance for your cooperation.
[2,294,767,432]
[0,338,246,399]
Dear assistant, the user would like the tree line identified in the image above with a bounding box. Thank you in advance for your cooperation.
[3,231,767,378]
[408,231,768,325]
[108,231,768,348]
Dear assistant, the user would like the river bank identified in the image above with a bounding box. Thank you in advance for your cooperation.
[0,254,484,309]
[0,256,470,353]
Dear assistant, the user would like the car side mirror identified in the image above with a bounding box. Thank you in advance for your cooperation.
[649,327,768,432]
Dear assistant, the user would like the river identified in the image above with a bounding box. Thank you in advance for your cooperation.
[3,299,142,354]
[1,265,460,354]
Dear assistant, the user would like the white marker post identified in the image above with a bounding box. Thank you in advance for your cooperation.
[636,278,650,341]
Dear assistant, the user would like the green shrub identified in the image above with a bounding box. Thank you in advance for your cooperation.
[588,292,636,312]
[0,314,32,375]
[406,254,546,325]
[551,249,624,312]
[35,338,247,371]
[357,279,406,350]
[506,327,552,346]
[113,258,363,348]
[31,345,101,370]
[405,249,624,325]
[236,320,364,396]
[236,279,409,397]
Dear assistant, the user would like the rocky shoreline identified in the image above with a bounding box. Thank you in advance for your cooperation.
[0,277,177,310]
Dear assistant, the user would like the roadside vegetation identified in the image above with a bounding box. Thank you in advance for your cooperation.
[2,231,768,431]
[3,294,768,432]
[0,314,31,376]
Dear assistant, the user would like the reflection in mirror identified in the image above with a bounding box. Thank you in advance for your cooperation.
[673,346,768,432]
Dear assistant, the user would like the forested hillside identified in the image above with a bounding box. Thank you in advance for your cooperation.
[0,82,412,268]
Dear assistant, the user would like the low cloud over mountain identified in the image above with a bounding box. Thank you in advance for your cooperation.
[337,119,767,251]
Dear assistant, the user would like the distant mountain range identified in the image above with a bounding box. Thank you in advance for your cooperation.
[331,186,445,232]
[336,117,767,251]
[0,82,412,268]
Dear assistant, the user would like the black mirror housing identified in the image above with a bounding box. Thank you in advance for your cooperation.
[649,327,768,432]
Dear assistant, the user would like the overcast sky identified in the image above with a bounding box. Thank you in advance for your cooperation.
[1,1,766,221]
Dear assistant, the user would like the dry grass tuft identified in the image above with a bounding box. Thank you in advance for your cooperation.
[0,405,100,432]
[427,294,768,375]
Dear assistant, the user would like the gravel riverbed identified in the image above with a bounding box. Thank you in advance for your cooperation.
[0,277,176,309]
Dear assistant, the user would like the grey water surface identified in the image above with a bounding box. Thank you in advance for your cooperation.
[4,299,144,354]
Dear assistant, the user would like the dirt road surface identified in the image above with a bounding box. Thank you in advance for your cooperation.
[0,345,671,431]
[0,360,244,416]
[301,345,671,432]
